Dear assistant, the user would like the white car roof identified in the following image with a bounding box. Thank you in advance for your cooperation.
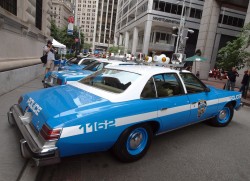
[97,59,137,65]
[69,65,190,103]
[105,65,188,75]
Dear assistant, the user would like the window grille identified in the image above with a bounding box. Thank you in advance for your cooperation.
[0,0,17,15]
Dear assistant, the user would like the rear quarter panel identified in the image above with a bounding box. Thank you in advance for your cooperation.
[56,98,161,157]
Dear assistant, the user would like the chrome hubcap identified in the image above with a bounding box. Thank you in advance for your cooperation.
[129,132,143,149]
[219,110,227,120]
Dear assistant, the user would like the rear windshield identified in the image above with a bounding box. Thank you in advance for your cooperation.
[83,61,108,71]
[67,57,82,65]
[79,59,97,65]
[79,68,140,93]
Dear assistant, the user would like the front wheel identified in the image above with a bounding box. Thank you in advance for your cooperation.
[209,104,234,127]
[112,124,153,162]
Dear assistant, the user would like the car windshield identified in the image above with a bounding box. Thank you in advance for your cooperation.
[83,61,108,71]
[79,68,141,93]
[79,58,97,66]
[67,57,83,65]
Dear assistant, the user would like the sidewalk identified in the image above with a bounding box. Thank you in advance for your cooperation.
[202,77,250,107]
[0,76,43,181]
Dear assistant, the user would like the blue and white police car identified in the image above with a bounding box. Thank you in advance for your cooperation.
[8,65,242,166]
[44,59,137,87]
[59,57,102,71]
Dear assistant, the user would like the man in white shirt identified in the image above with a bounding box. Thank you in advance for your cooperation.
[43,40,55,80]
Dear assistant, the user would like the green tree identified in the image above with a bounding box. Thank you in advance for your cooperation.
[50,22,84,53]
[83,43,91,50]
[217,23,250,70]
[108,46,124,54]
[50,20,60,41]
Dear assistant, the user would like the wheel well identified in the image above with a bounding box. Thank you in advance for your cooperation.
[146,121,160,134]
[227,101,236,108]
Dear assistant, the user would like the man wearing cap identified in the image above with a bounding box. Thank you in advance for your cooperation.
[43,40,55,81]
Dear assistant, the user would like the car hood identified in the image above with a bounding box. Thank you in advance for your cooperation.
[20,85,107,131]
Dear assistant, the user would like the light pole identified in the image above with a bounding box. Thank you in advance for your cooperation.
[172,0,194,54]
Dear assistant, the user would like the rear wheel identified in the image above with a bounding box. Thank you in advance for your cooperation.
[112,124,153,162]
[209,104,234,127]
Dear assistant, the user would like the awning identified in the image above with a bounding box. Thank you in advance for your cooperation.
[52,39,66,49]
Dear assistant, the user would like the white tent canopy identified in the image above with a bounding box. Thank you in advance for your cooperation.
[52,39,66,49]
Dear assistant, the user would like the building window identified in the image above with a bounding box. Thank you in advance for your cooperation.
[219,14,245,28]
[36,0,43,30]
[190,8,202,19]
[0,0,17,15]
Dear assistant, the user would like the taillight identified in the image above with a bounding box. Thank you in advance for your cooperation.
[18,96,23,104]
[40,124,62,141]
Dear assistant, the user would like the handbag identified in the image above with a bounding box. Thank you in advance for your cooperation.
[40,54,47,64]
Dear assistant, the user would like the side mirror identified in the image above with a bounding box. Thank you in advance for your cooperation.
[205,87,210,92]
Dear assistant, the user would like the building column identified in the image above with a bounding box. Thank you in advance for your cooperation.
[245,1,250,25]
[124,31,129,54]
[114,36,118,46]
[142,20,152,55]
[132,27,138,55]
[119,34,123,46]
[210,33,221,69]
[195,0,220,79]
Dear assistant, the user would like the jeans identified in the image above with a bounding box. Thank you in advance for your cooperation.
[226,80,235,91]
[239,84,246,93]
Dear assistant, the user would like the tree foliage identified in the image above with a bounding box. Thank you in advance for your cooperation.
[217,23,250,70]
[108,46,124,54]
[50,21,85,51]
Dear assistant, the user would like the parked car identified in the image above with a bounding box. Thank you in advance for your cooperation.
[8,65,242,166]
[59,57,103,71]
[44,59,137,87]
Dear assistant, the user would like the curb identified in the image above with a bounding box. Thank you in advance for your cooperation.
[17,160,39,181]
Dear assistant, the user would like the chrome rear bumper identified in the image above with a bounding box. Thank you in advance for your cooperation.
[8,105,60,166]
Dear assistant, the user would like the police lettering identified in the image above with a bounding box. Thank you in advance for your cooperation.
[27,98,42,116]
[230,94,241,100]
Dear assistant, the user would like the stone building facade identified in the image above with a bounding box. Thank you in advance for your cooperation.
[0,0,51,95]
[51,0,73,28]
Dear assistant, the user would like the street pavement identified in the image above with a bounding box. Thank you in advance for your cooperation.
[0,76,43,181]
[0,75,249,181]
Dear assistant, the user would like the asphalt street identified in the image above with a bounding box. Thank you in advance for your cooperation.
[0,76,249,181]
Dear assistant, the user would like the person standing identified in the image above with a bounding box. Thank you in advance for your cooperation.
[239,70,250,93]
[226,67,239,91]
[42,40,55,82]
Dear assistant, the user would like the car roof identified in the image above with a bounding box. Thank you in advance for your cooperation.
[105,65,189,75]
[96,59,136,65]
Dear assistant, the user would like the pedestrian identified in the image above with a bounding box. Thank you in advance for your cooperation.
[213,68,217,79]
[226,67,239,91]
[196,71,200,78]
[42,40,55,82]
[239,70,250,93]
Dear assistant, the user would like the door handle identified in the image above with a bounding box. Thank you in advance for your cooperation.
[161,107,168,111]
